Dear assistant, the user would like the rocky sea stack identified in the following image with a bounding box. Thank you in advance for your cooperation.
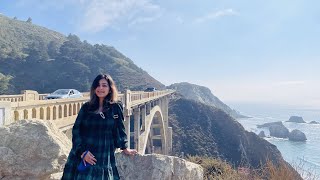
[288,129,307,142]
[287,116,306,123]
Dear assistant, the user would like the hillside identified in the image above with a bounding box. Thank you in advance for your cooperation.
[0,14,164,94]
[168,82,247,118]
[0,14,66,59]
[169,97,289,169]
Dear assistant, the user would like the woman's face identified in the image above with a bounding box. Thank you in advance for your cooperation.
[95,79,110,99]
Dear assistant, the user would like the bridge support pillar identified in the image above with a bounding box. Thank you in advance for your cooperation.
[141,105,146,131]
[124,115,130,148]
[167,127,172,154]
[133,107,141,152]
[146,103,151,115]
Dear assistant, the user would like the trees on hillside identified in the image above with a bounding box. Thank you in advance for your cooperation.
[25,41,49,63]
[0,73,12,95]
[0,32,163,94]
[26,17,32,23]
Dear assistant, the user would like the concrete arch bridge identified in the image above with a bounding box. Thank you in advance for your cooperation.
[0,89,175,155]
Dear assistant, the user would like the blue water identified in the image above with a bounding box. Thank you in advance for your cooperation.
[228,103,320,178]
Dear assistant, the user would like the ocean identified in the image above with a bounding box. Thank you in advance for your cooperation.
[228,102,320,179]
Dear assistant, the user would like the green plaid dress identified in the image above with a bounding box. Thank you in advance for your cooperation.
[62,102,128,180]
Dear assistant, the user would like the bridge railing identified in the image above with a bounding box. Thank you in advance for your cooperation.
[128,90,174,108]
[39,94,48,100]
[130,91,162,101]
[0,94,24,102]
[0,90,173,103]
[0,91,92,102]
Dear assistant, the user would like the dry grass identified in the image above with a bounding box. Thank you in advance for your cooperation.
[187,155,319,180]
[186,155,250,180]
[259,159,302,180]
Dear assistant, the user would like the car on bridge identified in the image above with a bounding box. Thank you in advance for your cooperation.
[144,87,157,92]
[45,89,83,99]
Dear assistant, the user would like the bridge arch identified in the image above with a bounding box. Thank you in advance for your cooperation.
[40,108,44,120]
[23,109,28,119]
[68,104,72,116]
[14,111,19,121]
[140,105,167,155]
[32,108,36,119]
[58,105,62,119]
[64,105,67,117]
[46,107,50,120]
[73,104,76,115]
[53,106,57,120]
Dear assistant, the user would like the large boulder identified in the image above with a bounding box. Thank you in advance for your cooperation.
[288,129,307,142]
[269,125,289,138]
[116,153,203,180]
[287,116,306,123]
[0,119,72,180]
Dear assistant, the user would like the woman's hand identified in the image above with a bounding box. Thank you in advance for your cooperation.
[122,148,138,156]
[81,151,97,165]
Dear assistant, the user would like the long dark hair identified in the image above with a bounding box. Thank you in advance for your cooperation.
[88,74,118,111]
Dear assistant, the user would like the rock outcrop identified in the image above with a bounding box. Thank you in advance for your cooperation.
[287,116,306,123]
[309,121,320,124]
[0,119,71,180]
[257,121,283,128]
[167,82,247,118]
[0,120,203,180]
[257,121,290,138]
[258,131,266,138]
[116,153,203,180]
[288,129,307,142]
[269,125,290,138]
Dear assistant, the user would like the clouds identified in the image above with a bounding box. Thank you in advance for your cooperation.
[15,0,84,10]
[128,13,162,27]
[13,1,238,33]
[80,5,239,31]
[194,9,238,24]
[14,0,162,33]
[80,0,162,33]
[275,80,305,86]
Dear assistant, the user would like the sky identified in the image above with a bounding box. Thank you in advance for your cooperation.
[1,0,320,108]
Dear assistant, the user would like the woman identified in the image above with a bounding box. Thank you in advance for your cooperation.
[62,74,137,180]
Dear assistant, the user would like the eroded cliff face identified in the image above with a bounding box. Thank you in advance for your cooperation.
[169,98,290,169]
[0,120,203,180]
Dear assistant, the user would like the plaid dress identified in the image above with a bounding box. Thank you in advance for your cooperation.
[62,102,128,180]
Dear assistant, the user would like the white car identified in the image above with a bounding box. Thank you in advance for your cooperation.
[45,89,83,99]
